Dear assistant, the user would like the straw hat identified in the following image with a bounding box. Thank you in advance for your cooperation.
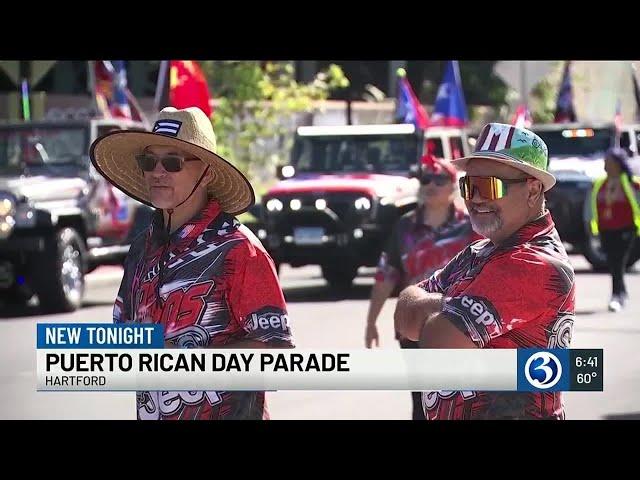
[89,107,254,214]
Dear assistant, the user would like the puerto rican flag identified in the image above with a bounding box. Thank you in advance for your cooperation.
[430,61,469,127]
[93,60,147,124]
[395,69,429,129]
[110,61,132,119]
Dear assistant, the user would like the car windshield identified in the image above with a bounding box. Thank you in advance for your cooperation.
[533,127,613,158]
[291,134,419,174]
[0,125,88,175]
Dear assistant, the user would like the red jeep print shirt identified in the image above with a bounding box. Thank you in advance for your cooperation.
[418,212,575,420]
[114,199,294,420]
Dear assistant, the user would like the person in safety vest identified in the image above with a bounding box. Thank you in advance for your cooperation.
[589,147,640,312]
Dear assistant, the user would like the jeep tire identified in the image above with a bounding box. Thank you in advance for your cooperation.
[33,228,86,313]
[322,263,358,291]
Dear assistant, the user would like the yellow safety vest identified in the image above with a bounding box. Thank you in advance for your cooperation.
[590,173,640,236]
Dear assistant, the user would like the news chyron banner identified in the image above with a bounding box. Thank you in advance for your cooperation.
[36,324,603,392]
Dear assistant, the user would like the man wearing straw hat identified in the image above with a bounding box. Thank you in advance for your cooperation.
[394,123,575,420]
[90,107,294,420]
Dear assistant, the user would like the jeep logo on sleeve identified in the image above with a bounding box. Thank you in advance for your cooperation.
[444,294,502,346]
[460,295,499,326]
[245,306,291,333]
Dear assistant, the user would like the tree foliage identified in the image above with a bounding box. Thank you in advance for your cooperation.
[201,61,349,193]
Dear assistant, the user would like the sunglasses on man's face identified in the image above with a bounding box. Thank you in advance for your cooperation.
[459,175,530,201]
[420,174,451,186]
[135,154,200,173]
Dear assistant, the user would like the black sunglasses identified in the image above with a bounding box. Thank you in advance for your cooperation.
[135,154,200,173]
[420,174,451,186]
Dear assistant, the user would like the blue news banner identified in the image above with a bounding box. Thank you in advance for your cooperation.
[37,324,603,392]
[37,323,164,349]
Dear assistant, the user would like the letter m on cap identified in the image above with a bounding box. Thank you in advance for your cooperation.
[477,125,515,152]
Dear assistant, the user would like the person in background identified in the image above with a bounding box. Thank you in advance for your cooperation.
[589,147,640,312]
[365,154,476,420]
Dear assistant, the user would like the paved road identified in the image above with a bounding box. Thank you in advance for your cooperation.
[1,258,638,420]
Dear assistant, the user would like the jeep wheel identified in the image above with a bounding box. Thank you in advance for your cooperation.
[33,228,86,313]
[322,263,358,291]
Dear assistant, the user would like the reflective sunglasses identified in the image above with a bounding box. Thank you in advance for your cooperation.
[420,174,451,186]
[135,154,200,173]
[459,175,530,200]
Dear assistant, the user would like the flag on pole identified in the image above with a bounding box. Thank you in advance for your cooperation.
[554,61,577,123]
[155,60,213,118]
[394,68,429,129]
[92,61,148,125]
[430,60,468,127]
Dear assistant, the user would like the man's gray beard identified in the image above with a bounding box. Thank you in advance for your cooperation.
[470,214,503,237]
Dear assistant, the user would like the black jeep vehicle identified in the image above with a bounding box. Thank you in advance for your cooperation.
[0,118,153,313]
[531,123,640,270]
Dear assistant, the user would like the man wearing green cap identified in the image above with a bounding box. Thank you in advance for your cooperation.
[394,123,575,420]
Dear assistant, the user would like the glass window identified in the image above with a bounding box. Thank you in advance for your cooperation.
[533,128,613,158]
[292,134,419,174]
[0,126,88,174]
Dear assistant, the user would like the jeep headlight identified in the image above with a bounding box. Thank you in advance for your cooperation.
[0,194,15,216]
[354,197,371,210]
[0,215,15,239]
[266,198,284,212]
[290,199,302,211]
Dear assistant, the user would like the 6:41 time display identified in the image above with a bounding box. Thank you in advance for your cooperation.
[575,356,598,368]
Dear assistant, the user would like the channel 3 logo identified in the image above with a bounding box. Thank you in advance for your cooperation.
[524,351,563,389]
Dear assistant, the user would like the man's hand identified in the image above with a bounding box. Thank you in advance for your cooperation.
[365,323,379,348]
[364,278,396,348]
[394,285,443,341]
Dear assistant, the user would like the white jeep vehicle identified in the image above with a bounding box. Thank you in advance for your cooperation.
[259,123,472,288]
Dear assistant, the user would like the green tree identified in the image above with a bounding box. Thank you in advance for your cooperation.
[528,61,584,123]
[201,61,349,196]
[529,77,558,124]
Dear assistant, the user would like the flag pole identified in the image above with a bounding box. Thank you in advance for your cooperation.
[154,60,169,112]
[87,61,99,117]
[632,62,640,123]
